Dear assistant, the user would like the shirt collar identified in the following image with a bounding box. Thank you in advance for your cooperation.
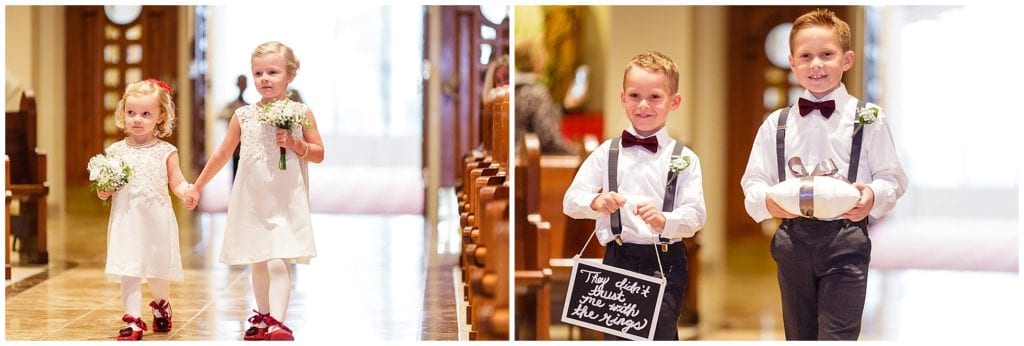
[625,125,672,149]
[801,83,850,105]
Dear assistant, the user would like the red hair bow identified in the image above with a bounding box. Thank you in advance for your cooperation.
[146,78,173,95]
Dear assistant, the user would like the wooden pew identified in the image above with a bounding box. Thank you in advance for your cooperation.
[458,88,510,340]
[513,133,552,340]
[6,157,12,279]
[5,91,49,264]
[472,199,510,340]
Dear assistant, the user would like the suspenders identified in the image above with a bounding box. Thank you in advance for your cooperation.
[608,137,686,250]
[777,99,868,184]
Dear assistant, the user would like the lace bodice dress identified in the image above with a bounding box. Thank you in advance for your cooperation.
[220,104,316,265]
[104,139,184,282]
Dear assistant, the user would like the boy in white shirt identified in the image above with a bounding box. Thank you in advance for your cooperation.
[563,51,707,340]
[740,9,908,340]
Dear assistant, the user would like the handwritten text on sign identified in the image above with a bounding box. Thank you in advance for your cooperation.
[560,258,666,340]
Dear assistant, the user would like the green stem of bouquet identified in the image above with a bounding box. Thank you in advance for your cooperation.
[279,147,287,170]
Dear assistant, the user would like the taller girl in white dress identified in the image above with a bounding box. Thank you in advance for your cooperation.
[97,79,193,341]
[190,41,325,341]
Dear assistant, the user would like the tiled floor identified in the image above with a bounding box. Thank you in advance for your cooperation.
[5,209,459,341]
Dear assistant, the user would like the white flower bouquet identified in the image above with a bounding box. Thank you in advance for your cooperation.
[87,153,132,193]
[257,95,310,170]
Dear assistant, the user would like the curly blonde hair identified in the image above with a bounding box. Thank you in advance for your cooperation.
[113,79,176,138]
[252,41,301,77]
[623,51,680,94]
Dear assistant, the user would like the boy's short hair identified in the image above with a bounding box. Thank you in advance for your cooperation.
[623,51,679,94]
[790,9,852,53]
[252,41,301,77]
[114,79,176,138]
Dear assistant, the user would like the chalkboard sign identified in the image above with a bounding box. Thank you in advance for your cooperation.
[560,256,666,340]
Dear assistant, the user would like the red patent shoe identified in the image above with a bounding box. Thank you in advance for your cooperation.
[263,315,294,341]
[243,310,270,341]
[116,314,147,341]
[150,300,172,333]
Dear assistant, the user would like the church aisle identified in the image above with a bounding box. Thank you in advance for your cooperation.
[6,213,440,341]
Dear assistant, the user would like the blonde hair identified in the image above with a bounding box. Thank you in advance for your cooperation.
[252,41,301,77]
[114,79,176,138]
[623,51,680,94]
[483,55,510,90]
[790,9,852,53]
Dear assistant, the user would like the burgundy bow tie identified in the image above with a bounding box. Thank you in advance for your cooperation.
[621,130,659,153]
[798,98,836,118]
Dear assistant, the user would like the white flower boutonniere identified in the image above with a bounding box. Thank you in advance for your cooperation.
[668,155,691,186]
[854,106,879,135]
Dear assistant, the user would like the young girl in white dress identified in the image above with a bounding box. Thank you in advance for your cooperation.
[189,41,324,341]
[97,79,194,341]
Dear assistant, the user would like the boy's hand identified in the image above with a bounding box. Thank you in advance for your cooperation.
[635,202,666,231]
[841,182,875,222]
[97,190,112,201]
[766,195,799,219]
[590,192,626,214]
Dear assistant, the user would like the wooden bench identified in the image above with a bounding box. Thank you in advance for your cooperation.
[513,133,552,340]
[457,90,510,340]
[5,90,50,265]
[6,157,12,279]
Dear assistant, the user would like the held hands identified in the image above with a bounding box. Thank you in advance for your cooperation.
[275,129,305,154]
[635,202,666,231]
[183,184,200,210]
[841,182,875,222]
[590,193,666,231]
[766,195,799,219]
[590,192,626,215]
[97,190,113,201]
[765,183,875,221]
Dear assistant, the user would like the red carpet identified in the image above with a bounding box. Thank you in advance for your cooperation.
[199,166,423,215]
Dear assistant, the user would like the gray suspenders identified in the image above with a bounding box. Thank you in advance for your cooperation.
[777,99,868,184]
[608,137,686,249]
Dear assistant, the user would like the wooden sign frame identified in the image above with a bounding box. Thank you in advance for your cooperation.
[560,256,667,340]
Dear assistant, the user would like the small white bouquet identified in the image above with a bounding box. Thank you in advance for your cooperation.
[257,94,310,170]
[87,153,132,193]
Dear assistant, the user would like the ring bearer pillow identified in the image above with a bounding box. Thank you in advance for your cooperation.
[767,157,860,219]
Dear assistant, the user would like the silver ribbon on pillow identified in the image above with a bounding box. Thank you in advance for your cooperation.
[787,157,845,218]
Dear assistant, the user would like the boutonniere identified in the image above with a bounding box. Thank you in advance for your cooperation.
[668,155,691,185]
[854,106,879,135]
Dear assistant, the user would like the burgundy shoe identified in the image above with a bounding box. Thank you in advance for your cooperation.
[263,315,294,341]
[150,300,172,333]
[116,314,147,341]
[243,310,270,341]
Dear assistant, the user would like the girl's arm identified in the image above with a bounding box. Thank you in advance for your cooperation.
[194,114,241,190]
[279,108,326,163]
[166,151,190,199]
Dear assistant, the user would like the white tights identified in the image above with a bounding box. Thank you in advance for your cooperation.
[121,277,170,331]
[251,259,292,331]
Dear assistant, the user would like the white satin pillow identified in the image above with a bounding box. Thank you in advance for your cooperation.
[767,176,860,219]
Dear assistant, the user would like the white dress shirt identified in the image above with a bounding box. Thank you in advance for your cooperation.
[740,84,908,223]
[563,126,707,246]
